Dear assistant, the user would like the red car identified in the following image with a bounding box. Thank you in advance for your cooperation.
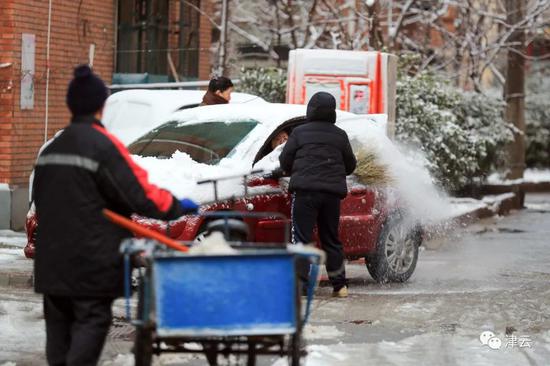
[26,103,421,283]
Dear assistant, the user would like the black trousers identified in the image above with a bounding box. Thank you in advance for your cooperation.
[291,191,347,290]
[43,295,115,366]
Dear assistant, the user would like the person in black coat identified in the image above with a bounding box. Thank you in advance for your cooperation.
[32,65,198,366]
[279,91,356,297]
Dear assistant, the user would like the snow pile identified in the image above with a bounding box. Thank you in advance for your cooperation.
[487,169,550,185]
[134,151,250,203]
[188,232,237,255]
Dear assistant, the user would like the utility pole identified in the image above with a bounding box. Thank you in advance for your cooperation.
[504,0,526,179]
[218,0,229,76]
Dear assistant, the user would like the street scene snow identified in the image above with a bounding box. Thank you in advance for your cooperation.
[1,1,549,365]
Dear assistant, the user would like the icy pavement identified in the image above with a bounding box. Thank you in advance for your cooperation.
[1,194,550,365]
[0,230,26,249]
[0,231,30,279]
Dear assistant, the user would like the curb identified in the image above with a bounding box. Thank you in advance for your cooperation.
[424,190,524,241]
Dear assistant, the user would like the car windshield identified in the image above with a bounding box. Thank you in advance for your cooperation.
[128,120,258,164]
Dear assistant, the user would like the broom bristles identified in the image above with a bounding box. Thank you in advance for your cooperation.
[354,147,393,186]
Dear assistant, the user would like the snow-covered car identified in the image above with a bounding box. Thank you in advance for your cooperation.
[25,89,265,254]
[26,103,422,283]
[102,89,266,145]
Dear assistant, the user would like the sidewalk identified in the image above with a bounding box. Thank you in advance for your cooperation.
[0,230,33,288]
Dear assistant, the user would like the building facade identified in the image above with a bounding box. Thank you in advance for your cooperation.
[0,0,213,229]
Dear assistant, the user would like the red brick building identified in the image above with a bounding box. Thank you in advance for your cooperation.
[0,0,213,229]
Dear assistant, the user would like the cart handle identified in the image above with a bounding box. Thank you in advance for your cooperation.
[103,209,189,253]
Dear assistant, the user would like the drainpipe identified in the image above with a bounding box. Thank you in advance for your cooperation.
[44,0,53,143]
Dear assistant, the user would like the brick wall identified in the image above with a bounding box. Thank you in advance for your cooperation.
[1,0,115,187]
[198,0,213,80]
[0,1,17,185]
[0,0,213,188]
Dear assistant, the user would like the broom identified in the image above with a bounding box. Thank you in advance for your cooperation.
[353,146,393,186]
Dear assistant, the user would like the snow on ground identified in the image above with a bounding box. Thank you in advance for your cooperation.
[487,169,550,185]
[445,198,487,219]
[270,332,550,366]
[0,298,45,361]
[0,230,26,248]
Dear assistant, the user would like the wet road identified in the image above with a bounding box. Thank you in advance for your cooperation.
[1,194,549,365]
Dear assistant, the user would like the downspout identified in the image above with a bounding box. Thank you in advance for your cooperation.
[44,0,53,143]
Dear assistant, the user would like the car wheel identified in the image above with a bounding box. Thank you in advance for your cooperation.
[194,219,248,244]
[365,213,421,283]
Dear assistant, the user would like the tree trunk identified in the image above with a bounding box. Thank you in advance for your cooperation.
[504,0,526,179]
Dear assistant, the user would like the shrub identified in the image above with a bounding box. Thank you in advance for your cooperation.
[237,67,287,103]
[525,74,550,167]
[395,72,513,191]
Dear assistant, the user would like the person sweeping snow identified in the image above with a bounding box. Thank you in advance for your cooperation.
[32,65,198,366]
[279,91,357,298]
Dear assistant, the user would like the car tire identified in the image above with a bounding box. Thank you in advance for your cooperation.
[195,219,248,243]
[365,212,421,283]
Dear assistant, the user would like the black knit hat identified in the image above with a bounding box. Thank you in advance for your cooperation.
[66,64,108,116]
[306,91,337,123]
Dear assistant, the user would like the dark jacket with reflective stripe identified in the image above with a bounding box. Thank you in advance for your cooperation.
[32,115,184,297]
[279,95,357,198]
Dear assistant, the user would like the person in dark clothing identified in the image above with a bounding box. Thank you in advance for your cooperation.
[279,91,357,298]
[33,65,198,366]
[200,76,234,105]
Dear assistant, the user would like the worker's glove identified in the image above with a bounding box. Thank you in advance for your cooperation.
[263,167,285,180]
[179,198,199,214]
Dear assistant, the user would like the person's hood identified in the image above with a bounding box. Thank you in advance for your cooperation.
[306,91,336,123]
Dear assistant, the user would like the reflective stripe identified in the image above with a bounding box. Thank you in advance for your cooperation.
[36,154,99,172]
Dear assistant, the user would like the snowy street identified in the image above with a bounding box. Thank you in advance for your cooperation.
[0,193,548,365]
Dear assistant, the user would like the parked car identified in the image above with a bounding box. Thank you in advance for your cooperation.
[25,103,421,283]
[102,89,266,145]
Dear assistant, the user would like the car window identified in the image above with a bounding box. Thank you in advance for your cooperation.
[128,120,258,164]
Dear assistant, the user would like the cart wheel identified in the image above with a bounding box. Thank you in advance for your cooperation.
[289,333,302,366]
[134,326,153,366]
[247,341,256,366]
[203,342,219,366]
[135,278,153,366]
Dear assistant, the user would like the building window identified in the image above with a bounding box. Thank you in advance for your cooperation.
[178,0,200,79]
[116,0,169,75]
[116,0,200,81]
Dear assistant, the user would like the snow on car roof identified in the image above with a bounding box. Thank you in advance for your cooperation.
[106,89,265,108]
[158,102,366,128]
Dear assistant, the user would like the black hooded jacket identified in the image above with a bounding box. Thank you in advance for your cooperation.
[32,115,184,297]
[279,92,357,198]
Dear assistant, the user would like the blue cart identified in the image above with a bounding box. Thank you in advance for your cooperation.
[122,235,322,366]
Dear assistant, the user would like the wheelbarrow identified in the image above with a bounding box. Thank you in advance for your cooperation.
[106,209,324,366]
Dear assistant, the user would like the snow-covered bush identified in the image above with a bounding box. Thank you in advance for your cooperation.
[525,73,550,167]
[237,67,287,103]
[396,72,513,191]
